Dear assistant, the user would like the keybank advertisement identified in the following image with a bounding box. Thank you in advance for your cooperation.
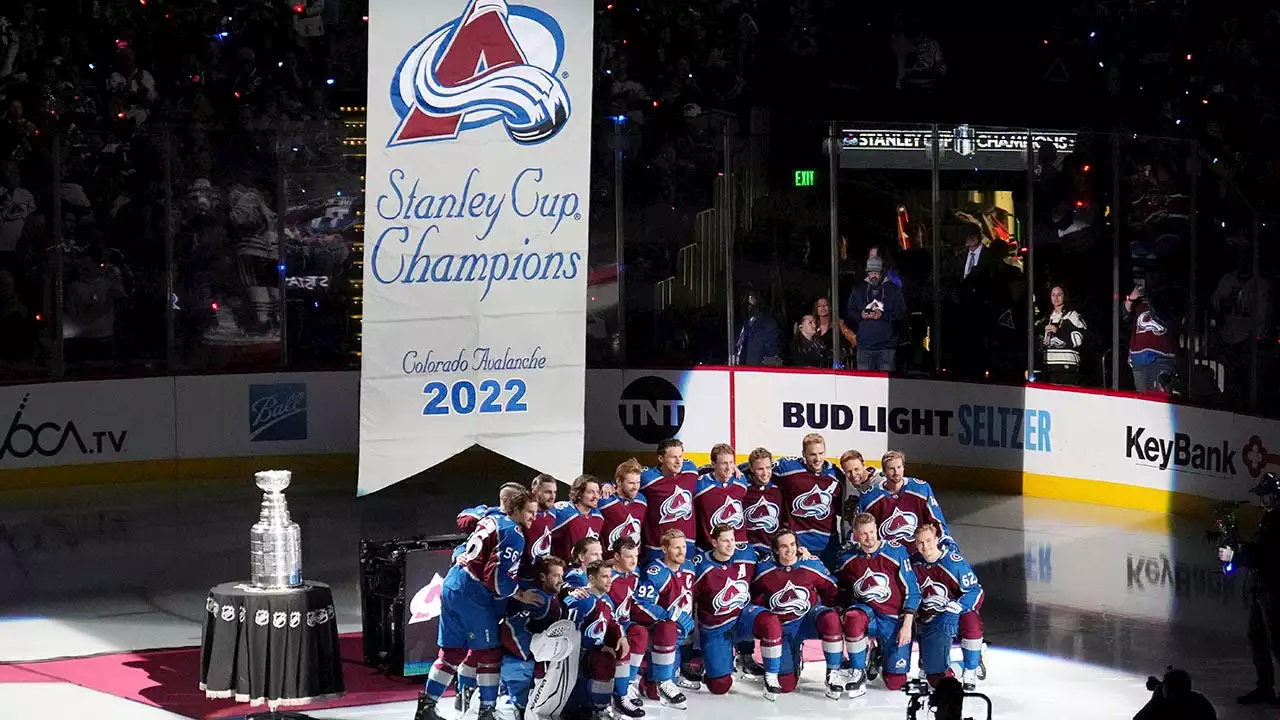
[360,0,595,494]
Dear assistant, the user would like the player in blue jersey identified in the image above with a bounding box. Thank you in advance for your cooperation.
[857,450,954,551]
[563,560,637,720]
[563,536,603,589]
[912,522,985,690]
[416,489,540,720]
[498,555,567,717]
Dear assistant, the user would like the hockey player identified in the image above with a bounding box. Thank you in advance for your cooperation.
[772,433,844,561]
[834,512,921,694]
[695,444,749,551]
[857,450,952,551]
[416,490,540,720]
[692,524,784,699]
[912,521,984,690]
[836,451,879,548]
[753,529,850,698]
[499,555,567,717]
[640,439,700,563]
[600,459,648,559]
[607,538,651,716]
[564,537,603,589]
[564,560,635,720]
[742,448,784,560]
[456,482,528,533]
[631,529,699,709]
[525,475,560,567]
[551,475,604,562]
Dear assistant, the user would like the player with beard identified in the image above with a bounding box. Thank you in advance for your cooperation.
[834,512,921,695]
[606,538,650,716]
[773,433,844,562]
[694,524,784,700]
[631,530,699,709]
[563,560,634,720]
[563,537,603,589]
[753,529,850,698]
[640,439,699,564]
[857,450,953,551]
[695,444,749,551]
[416,491,539,720]
[523,475,560,569]
[600,459,647,560]
[498,555,568,717]
[551,475,605,562]
[912,522,984,690]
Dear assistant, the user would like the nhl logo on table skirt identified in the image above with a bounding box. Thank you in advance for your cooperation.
[388,0,570,147]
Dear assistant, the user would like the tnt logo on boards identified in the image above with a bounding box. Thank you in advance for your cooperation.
[248,384,308,442]
[387,0,571,147]
[618,376,685,444]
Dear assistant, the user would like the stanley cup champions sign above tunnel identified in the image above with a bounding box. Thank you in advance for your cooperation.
[360,0,593,494]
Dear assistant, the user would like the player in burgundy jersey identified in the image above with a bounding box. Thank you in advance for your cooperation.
[551,475,604,562]
[607,538,650,715]
[752,529,850,698]
[563,560,634,720]
[912,522,984,689]
[772,433,844,562]
[742,447,784,559]
[523,474,559,569]
[857,450,952,552]
[600,459,648,559]
[639,439,699,563]
[695,443,749,551]
[631,529,699,709]
[694,524,784,699]
[833,512,921,695]
[417,490,540,720]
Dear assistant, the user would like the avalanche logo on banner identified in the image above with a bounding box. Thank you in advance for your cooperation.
[361,0,593,495]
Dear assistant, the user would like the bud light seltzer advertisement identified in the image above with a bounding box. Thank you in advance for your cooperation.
[361,0,593,494]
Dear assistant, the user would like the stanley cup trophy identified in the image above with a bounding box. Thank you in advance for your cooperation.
[250,470,303,589]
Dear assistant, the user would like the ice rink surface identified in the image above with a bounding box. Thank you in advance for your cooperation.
[0,469,1263,719]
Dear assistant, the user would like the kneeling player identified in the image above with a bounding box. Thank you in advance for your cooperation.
[564,560,635,720]
[753,529,849,698]
[417,490,538,720]
[607,538,651,716]
[694,524,784,699]
[912,522,984,689]
[834,512,921,694]
[564,537,604,588]
[500,556,567,716]
[631,530,699,708]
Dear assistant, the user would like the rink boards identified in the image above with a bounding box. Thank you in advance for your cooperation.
[0,367,1270,513]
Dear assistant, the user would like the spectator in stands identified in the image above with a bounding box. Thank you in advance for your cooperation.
[1036,285,1088,386]
[813,296,852,367]
[1125,283,1180,394]
[734,287,782,366]
[846,255,906,371]
[951,221,1002,379]
[1211,251,1270,401]
[791,314,827,368]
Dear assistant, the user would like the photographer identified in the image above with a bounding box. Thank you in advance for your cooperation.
[1133,668,1216,720]
[1218,472,1280,705]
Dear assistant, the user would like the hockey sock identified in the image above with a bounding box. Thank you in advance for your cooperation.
[426,647,468,699]
[649,620,678,682]
[753,612,783,675]
[473,648,503,707]
[816,610,845,670]
[842,610,870,670]
[458,662,477,691]
[588,650,615,708]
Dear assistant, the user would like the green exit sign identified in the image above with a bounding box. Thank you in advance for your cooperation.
[794,169,816,187]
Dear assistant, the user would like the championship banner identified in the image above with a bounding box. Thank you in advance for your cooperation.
[360,0,594,494]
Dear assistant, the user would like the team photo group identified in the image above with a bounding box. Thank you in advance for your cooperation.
[414,435,985,720]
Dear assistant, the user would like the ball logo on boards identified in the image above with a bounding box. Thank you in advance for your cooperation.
[618,376,685,444]
[0,393,128,461]
[388,0,570,147]
[248,383,308,442]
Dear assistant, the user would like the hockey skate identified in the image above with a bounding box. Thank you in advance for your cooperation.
[843,668,867,698]
[657,680,688,709]
[961,668,978,691]
[674,674,701,692]
[455,686,475,714]
[865,644,883,681]
[976,642,988,681]
[415,692,446,720]
[476,704,498,720]
[762,673,781,701]
[612,696,646,718]
[825,669,849,699]
[735,653,766,678]
[623,682,644,710]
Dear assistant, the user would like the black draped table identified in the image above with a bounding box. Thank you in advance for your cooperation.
[200,581,346,712]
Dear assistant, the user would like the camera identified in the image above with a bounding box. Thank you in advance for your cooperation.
[903,677,993,720]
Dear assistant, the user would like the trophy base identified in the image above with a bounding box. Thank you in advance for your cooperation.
[247,711,319,720]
